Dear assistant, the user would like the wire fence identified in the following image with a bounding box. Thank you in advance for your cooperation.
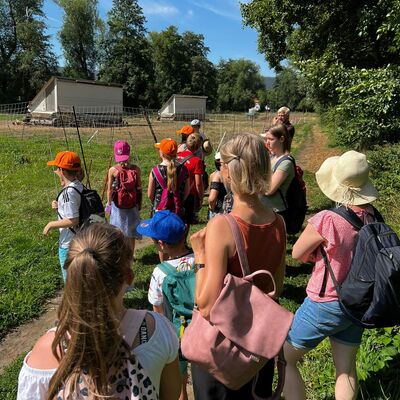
[0,102,315,150]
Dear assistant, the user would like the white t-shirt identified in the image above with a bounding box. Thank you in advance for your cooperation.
[148,253,195,306]
[57,180,83,248]
[17,311,179,399]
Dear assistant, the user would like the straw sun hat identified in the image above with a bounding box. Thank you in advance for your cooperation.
[315,150,379,206]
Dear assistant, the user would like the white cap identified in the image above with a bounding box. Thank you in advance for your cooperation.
[215,152,221,160]
[191,119,201,127]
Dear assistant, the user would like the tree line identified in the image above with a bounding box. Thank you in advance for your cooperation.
[0,0,309,112]
[242,0,400,149]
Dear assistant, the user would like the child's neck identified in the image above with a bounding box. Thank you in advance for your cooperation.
[167,244,191,260]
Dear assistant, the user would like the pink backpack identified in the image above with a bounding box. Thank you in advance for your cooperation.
[181,214,293,398]
[152,165,186,216]
[112,165,137,209]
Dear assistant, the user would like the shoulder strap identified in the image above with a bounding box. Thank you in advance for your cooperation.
[56,185,82,200]
[153,166,167,189]
[224,214,251,276]
[372,206,385,223]
[273,155,294,172]
[120,309,147,348]
[329,206,364,231]
[319,245,341,298]
[157,261,177,276]
[179,154,194,165]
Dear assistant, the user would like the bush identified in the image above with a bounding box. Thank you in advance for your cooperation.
[334,66,400,150]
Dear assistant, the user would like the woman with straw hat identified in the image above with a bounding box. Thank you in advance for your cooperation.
[283,150,380,400]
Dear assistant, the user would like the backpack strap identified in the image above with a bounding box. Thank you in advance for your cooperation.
[152,166,167,189]
[157,261,177,276]
[329,206,364,231]
[179,154,195,166]
[120,309,147,348]
[318,245,341,298]
[224,214,251,276]
[56,185,83,234]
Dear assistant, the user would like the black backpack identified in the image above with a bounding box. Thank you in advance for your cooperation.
[319,206,400,328]
[274,155,308,234]
[57,185,105,232]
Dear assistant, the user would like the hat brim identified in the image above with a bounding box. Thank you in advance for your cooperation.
[136,219,156,239]
[316,157,379,205]
[47,160,57,167]
[115,154,129,162]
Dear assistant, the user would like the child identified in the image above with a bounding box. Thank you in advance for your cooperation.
[106,140,142,255]
[18,223,181,400]
[176,125,195,154]
[43,151,83,282]
[137,210,195,400]
[177,133,204,225]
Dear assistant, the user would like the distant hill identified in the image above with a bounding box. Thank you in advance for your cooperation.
[263,76,275,89]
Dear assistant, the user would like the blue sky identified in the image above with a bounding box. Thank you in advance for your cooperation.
[43,0,275,77]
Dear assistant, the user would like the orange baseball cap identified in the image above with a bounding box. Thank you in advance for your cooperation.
[154,138,178,157]
[176,125,194,135]
[47,151,82,171]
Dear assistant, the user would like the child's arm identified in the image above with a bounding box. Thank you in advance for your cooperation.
[147,171,155,202]
[106,167,115,206]
[135,166,142,211]
[43,217,79,236]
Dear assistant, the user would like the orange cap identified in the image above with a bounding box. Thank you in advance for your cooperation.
[154,138,178,157]
[47,151,82,171]
[176,125,194,135]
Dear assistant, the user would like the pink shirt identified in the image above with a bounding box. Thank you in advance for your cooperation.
[306,207,375,302]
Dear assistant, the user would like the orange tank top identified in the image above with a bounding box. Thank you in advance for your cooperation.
[227,214,286,293]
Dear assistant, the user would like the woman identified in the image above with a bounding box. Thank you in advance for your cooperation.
[283,150,380,400]
[17,224,181,400]
[261,124,295,216]
[190,133,287,399]
[207,152,227,219]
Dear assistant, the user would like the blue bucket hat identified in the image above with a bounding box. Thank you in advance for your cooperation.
[137,210,186,244]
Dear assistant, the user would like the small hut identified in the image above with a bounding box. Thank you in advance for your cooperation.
[159,94,207,120]
[29,77,123,125]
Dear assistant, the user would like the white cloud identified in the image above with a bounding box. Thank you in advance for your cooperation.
[140,0,179,17]
[187,9,194,17]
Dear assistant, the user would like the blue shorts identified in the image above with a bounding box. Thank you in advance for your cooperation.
[287,297,364,349]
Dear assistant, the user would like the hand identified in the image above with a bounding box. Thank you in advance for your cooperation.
[105,204,111,215]
[190,227,206,264]
[51,200,58,210]
[43,223,52,236]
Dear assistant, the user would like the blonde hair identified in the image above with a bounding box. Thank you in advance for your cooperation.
[47,224,133,399]
[268,124,291,152]
[161,153,177,191]
[220,133,270,195]
[278,106,290,115]
[186,133,202,152]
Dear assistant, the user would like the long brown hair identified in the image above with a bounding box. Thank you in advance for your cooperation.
[47,224,133,399]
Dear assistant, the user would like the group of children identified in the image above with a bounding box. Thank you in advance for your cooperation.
[28,106,380,400]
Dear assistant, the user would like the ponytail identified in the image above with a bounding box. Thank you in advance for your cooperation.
[164,154,177,192]
[47,224,133,399]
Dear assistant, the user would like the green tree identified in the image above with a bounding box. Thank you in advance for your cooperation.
[0,0,57,102]
[216,59,264,111]
[56,0,100,79]
[149,26,217,107]
[98,0,154,107]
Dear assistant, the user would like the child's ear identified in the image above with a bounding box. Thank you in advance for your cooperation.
[126,268,134,285]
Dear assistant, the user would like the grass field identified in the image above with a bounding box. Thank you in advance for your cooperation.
[0,118,399,399]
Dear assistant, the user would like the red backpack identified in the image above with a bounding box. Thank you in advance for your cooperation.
[152,165,187,216]
[112,165,138,209]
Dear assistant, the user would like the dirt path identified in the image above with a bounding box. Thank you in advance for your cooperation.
[296,124,341,172]
[0,236,153,374]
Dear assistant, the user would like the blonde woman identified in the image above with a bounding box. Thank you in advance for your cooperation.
[17,224,181,400]
[190,133,287,399]
[283,151,380,400]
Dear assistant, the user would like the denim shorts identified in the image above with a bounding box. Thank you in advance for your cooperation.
[287,297,364,349]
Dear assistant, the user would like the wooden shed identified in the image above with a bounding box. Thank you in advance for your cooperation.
[29,77,123,125]
[159,94,207,120]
